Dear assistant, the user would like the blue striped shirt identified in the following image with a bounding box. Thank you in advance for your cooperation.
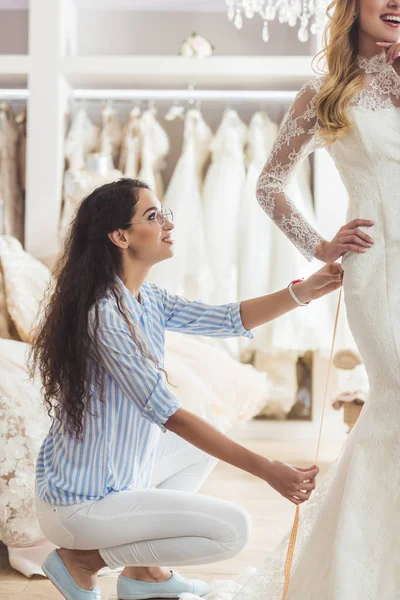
[35,279,253,505]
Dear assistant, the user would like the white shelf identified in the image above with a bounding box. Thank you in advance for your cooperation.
[0,55,30,86]
[0,54,315,89]
[61,55,315,88]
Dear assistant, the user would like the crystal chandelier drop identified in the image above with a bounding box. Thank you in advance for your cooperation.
[226,0,329,43]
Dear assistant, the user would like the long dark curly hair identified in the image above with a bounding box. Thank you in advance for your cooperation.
[30,178,162,440]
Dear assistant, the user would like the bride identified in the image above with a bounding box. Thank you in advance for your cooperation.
[241,0,400,598]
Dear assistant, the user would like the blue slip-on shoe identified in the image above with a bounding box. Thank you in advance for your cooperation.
[42,549,102,600]
[117,571,210,600]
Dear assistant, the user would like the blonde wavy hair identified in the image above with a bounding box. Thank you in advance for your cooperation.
[315,0,364,141]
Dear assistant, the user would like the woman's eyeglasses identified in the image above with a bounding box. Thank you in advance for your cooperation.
[128,208,174,228]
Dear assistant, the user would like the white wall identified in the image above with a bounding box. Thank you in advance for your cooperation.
[76,10,314,56]
[0,7,315,57]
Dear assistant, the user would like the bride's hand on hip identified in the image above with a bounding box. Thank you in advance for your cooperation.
[264,461,319,505]
[376,41,400,64]
[315,219,374,263]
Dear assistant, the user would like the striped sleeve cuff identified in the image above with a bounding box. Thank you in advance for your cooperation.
[230,302,254,339]
[142,373,181,432]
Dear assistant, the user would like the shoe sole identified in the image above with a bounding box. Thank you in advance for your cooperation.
[42,562,74,600]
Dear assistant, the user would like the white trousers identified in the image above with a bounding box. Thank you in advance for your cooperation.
[36,431,252,570]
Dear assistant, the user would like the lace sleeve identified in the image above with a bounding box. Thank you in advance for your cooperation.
[256,80,325,261]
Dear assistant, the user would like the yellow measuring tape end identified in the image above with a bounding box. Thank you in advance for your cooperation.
[282,505,300,600]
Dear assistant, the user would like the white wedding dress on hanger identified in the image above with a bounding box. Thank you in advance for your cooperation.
[61,108,123,241]
[64,107,99,171]
[0,103,24,243]
[148,109,213,301]
[203,109,247,306]
[138,108,169,201]
[237,112,285,402]
[238,112,277,305]
[119,105,141,178]
[99,102,122,167]
[202,109,247,357]
[207,52,400,600]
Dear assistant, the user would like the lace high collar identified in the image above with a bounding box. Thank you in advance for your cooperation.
[357,52,394,74]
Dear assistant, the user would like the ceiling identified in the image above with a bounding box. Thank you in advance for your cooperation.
[0,0,227,11]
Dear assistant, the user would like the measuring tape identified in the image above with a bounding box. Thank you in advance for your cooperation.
[281,287,343,600]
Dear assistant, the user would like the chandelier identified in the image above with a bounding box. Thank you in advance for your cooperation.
[226,0,329,43]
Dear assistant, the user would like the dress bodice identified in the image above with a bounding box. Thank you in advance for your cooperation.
[329,106,400,245]
[256,51,400,260]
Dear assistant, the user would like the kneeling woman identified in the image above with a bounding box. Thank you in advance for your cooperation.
[32,179,341,600]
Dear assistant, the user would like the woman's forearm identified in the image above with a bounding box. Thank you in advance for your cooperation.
[165,409,320,506]
[239,282,311,331]
[165,407,268,478]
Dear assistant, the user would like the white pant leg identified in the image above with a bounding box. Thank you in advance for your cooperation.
[150,430,218,492]
[36,489,251,569]
[36,431,251,569]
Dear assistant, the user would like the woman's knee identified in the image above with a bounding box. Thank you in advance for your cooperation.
[218,502,252,558]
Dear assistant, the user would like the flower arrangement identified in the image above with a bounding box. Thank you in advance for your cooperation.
[179,33,214,59]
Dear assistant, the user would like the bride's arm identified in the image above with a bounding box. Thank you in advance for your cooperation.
[256,81,374,262]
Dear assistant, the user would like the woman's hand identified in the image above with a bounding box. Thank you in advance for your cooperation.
[293,263,343,304]
[167,408,319,505]
[263,460,319,505]
[315,219,374,263]
[376,41,400,65]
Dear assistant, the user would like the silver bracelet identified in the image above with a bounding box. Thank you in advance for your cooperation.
[288,281,309,307]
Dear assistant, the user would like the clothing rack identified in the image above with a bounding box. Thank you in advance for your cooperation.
[0,88,297,102]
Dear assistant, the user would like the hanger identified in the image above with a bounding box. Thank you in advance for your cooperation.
[130,101,142,117]
[164,101,185,121]
[147,99,156,113]
[103,98,117,117]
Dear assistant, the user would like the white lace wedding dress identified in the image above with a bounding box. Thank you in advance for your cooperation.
[148,109,213,300]
[215,51,400,600]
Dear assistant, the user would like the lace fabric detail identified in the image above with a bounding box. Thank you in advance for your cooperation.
[256,80,325,261]
[355,53,400,111]
[256,52,400,259]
